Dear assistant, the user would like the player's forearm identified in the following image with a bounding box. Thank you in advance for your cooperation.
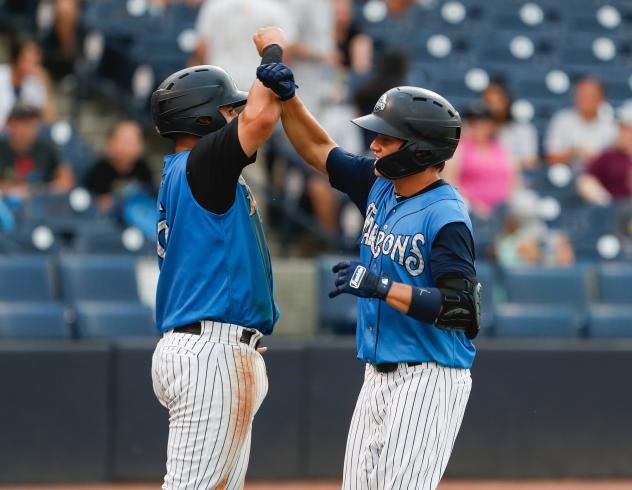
[238,80,281,157]
[385,282,413,313]
[281,96,336,174]
[385,282,443,324]
[243,80,281,126]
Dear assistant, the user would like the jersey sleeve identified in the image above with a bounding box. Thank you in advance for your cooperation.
[429,222,476,283]
[326,147,377,215]
[186,117,256,214]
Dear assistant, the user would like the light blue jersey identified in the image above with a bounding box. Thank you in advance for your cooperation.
[155,151,279,333]
[357,178,476,368]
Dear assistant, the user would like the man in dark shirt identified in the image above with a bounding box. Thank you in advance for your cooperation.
[0,104,73,197]
[85,120,154,210]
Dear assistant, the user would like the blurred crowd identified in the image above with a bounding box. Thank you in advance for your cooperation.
[0,0,631,264]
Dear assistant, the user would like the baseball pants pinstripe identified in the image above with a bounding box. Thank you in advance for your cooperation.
[342,362,472,490]
[151,321,268,490]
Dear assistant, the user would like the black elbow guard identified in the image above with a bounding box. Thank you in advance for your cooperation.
[435,275,481,340]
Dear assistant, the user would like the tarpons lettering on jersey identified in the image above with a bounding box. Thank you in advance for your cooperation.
[360,202,426,276]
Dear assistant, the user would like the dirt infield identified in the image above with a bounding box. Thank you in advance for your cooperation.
[2,481,632,489]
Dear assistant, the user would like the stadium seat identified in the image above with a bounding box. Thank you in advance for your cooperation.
[587,305,632,338]
[0,302,71,339]
[596,263,632,304]
[45,122,96,184]
[0,255,54,301]
[503,266,590,307]
[59,255,139,302]
[495,304,581,337]
[74,301,156,338]
[317,256,357,334]
[72,225,152,255]
[20,193,97,234]
[550,206,618,260]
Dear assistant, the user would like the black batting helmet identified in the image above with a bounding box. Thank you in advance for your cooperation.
[151,65,247,138]
[352,86,461,179]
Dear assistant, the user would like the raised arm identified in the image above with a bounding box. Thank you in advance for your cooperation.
[280,96,337,174]
[255,61,336,174]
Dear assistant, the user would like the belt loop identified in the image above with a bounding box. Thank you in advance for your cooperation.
[252,329,263,349]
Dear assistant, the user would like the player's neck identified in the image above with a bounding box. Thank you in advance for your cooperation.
[392,169,441,197]
[174,135,200,153]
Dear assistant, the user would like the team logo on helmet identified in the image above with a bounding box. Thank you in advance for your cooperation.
[374,94,387,113]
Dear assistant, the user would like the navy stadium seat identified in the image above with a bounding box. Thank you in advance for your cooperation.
[495,304,581,337]
[74,301,156,338]
[0,255,54,301]
[317,256,357,334]
[565,14,625,35]
[587,305,632,338]
[45,124,96,184]
[550,206,618,260]
[503,266,590,307]
[596,263,632,304]
[72,224,152,255]
[0,302,71,339]
[59,255,139,302]
[20,193,97,233]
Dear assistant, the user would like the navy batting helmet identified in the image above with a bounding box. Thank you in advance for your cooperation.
[352,86,461,179]
[151,65,247,138]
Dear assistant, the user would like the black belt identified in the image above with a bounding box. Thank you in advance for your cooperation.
[173,322,261,349]
[373,362,422,373]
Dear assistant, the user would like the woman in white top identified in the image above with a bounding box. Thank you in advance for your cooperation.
[0,34,56,130]
[482,79,539,170]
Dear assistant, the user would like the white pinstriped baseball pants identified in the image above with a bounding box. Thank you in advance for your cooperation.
[342,362,472,490]
[151,321,268,490]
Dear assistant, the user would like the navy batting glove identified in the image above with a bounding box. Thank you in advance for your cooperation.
[329,261,393,300]
[256,63,297,101]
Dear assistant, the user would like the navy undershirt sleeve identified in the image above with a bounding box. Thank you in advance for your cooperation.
[429,222,476,283]
[186,117,256,214]
[326,147,377,215]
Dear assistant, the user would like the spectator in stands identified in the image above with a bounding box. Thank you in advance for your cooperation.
[577,100,632,205]
[545,78,617,168]
[334,0,372,75]
[482,79,539,170]
[443,101,519,218]
[0,104,74,197]
[495,190,575,268]
[0,33,57,129]
[84,121,154,211]
[192,0,296,91]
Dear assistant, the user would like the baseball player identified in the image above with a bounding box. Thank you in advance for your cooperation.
[257,64,480,489]
[150,28,296,490]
